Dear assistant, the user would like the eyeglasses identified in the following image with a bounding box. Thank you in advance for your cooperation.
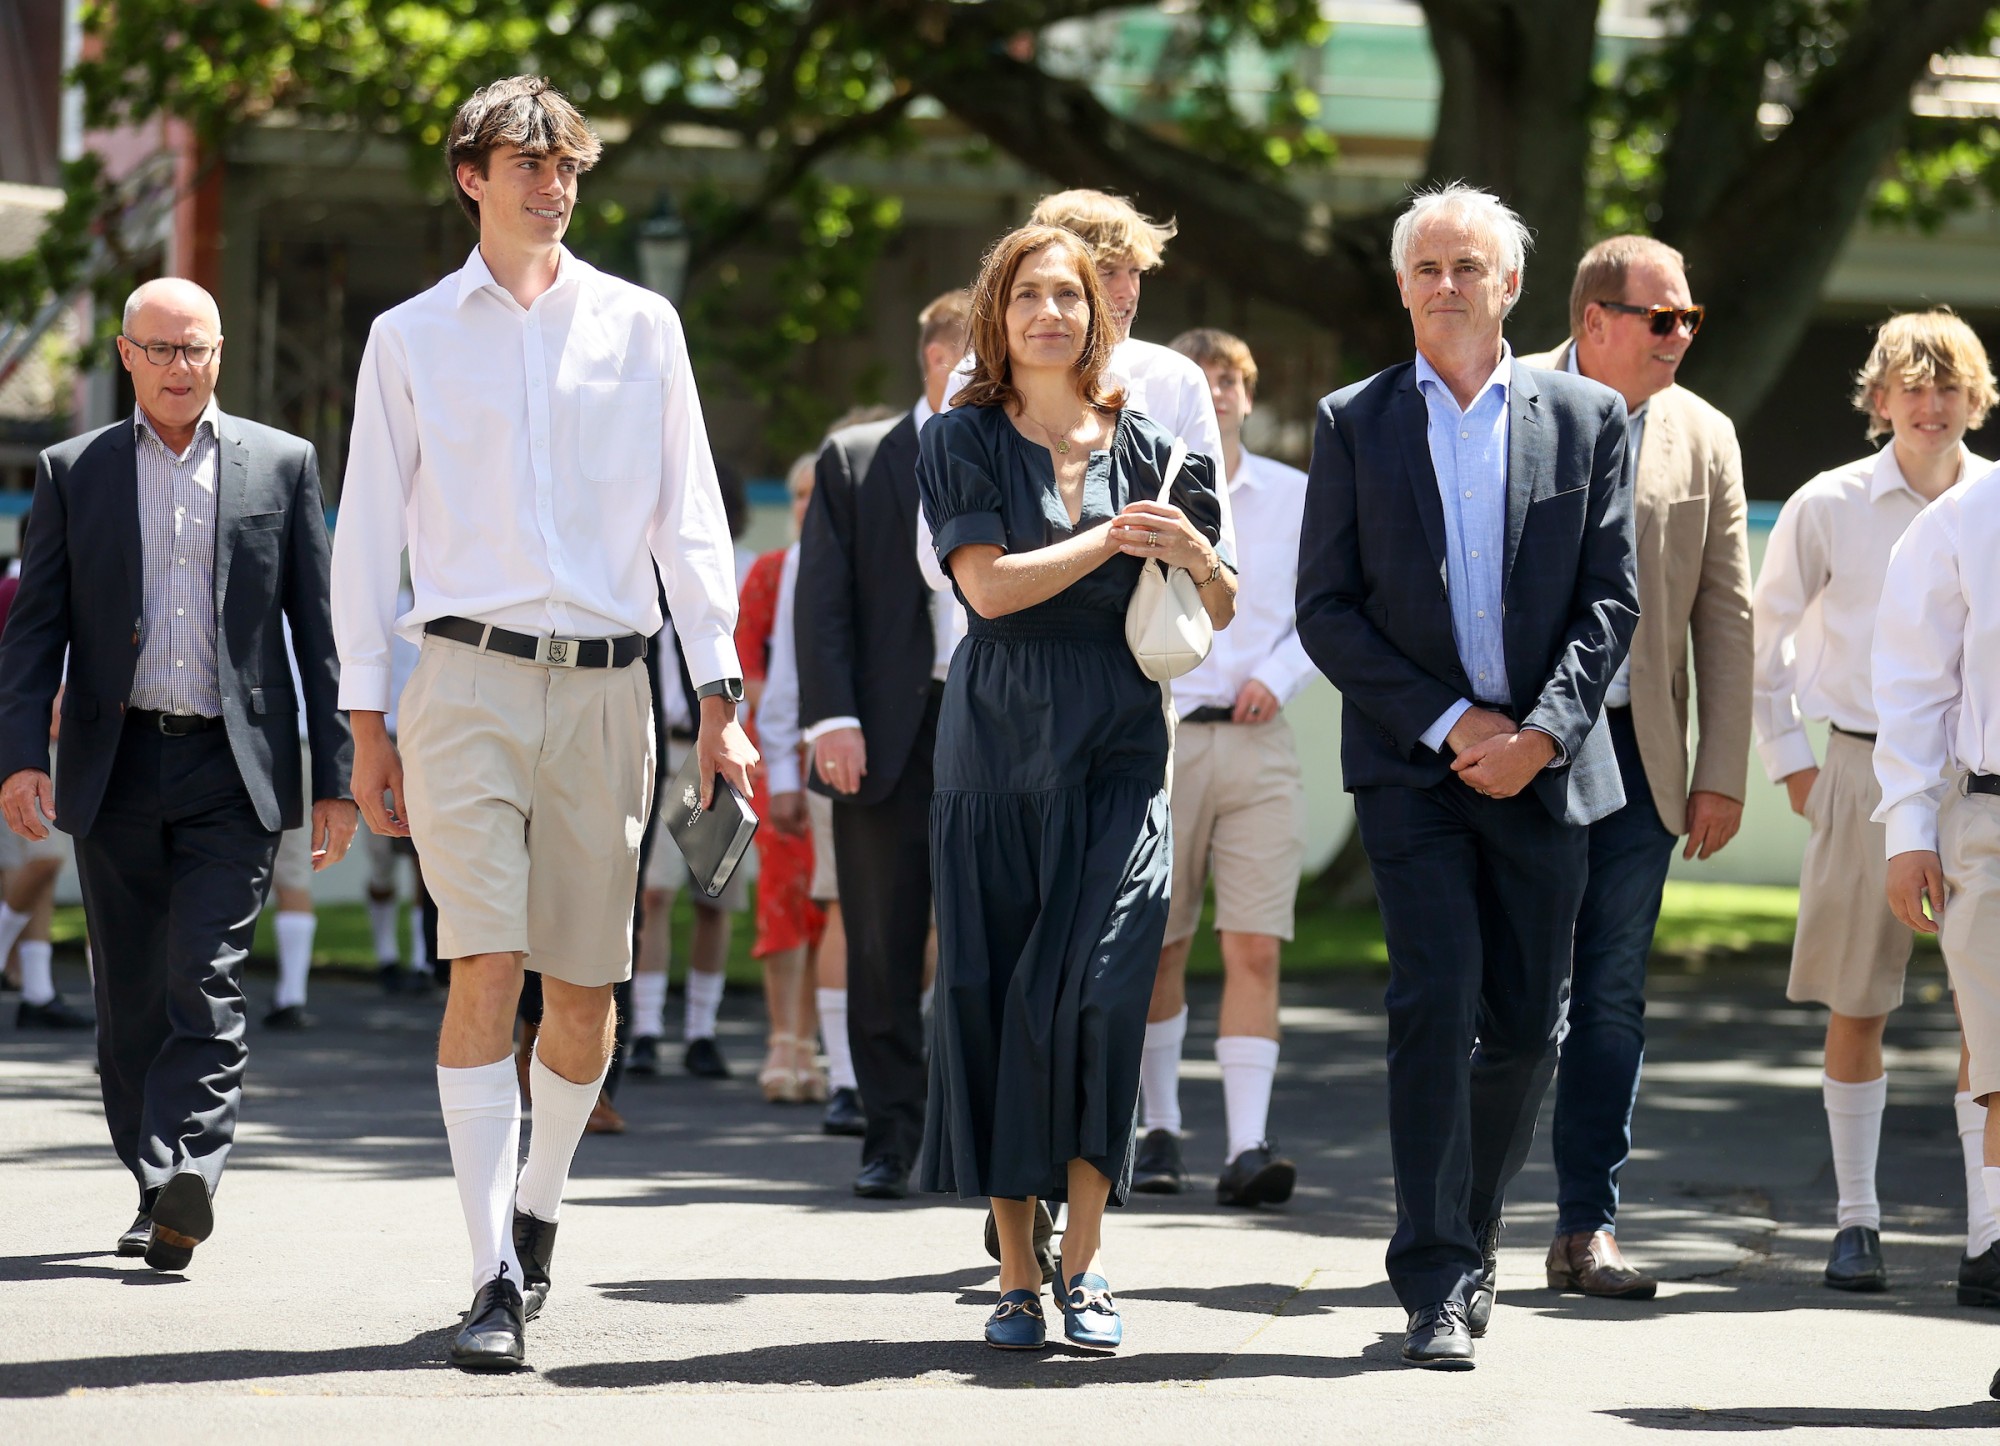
[122,337,220,367]
[1595,301,1704,338]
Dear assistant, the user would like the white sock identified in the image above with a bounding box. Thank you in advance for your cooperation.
[1216,1034,1281,1163]
[1823,1073,1887,1230]
[514,1048,609,1223]
[1140,1007,1188,1134]
[631,971,668,1040]
[17,940,54,1007]
[437,1059,523,1292]
[368,897,400,965]
[273,911,315,1009]
[817,987,856,1090]
[1984,1168,2000,1242]
[684,968,724,1042]
[1957,1093,1999,1255]
[0,903,33,986]
[411,913,431,974]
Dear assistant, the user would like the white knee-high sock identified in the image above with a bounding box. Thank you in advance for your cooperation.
[684,968,724,1041]
[411,913,431,974]
[1140,1007,1188,1134]
[816,987,856,1090]
[16,940,54,1007]
[1957,1093,1999,1255]
[437,1059,523,1292]
[368,897,400,965]
[1216,1035,1281,1163]
[1824,1073,1887,1230]
[514,1048,609,1223]
[631,971,668,1040]
[273,912,315,1009]
[0,903,33,988]
[1984,1168,2000,1243]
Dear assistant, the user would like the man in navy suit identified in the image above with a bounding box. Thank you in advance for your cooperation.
[1296,185,1638,1369]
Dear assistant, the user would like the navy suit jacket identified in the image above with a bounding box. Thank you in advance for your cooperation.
[0,412,352,838]
[1295,358,1639,827]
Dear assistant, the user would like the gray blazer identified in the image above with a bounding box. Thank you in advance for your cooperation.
[0,411,352,836]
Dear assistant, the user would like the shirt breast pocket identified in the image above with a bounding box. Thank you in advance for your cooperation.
[577,379,663,483]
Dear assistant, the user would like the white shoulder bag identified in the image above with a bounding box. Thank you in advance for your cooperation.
[1124,438,1213,681]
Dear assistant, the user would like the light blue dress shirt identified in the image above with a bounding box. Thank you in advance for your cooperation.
[1414,348,1512,754]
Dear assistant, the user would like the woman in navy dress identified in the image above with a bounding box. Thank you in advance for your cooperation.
[917,224,1235,1352]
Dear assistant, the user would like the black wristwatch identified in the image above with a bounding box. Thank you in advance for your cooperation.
[694,677,746,704]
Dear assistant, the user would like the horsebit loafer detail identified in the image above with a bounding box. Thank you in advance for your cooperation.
[1060,1271,1122,1352]
[984,1289,1049,1350]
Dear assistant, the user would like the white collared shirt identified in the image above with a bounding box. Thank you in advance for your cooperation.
[332,244,741,712]
[1872,462,2000,855]
[1564,348,1648,708]
[1173,449,1315,717]
[1751,442,1987,782]
[758,543,805,793]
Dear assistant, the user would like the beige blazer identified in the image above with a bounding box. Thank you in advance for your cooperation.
[1522,343,1753,834]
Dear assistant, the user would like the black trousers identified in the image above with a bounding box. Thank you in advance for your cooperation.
[831,687,940,1167]
[72,716,279,1209]
[1354,775,1588,1312]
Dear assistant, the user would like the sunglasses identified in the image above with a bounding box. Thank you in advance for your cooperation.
[1596,301,1705,337]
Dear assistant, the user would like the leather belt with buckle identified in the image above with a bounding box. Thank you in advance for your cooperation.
[1183,706,1236,725]
[1969,773,2000,798]
[425,616,647,669]
[130,708,221,736]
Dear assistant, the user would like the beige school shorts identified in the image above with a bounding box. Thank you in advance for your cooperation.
[1164,715,1307,944]
[398,633,655,987]
[1941,786,2000,1101]
[641,733,750,911]
[807,789,839,904]
[1787,730,1913,1018]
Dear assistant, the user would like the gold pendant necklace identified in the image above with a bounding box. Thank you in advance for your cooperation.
[1055,436,1071,454]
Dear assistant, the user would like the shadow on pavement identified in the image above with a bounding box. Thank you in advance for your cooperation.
[0,1331,451,1397]
[1610,1402,2000,1431]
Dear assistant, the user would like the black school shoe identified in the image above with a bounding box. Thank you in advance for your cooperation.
[1131,1129,1186,1194]
[513,1211,558,1321]
[450,1267,527,1372]
[683,1036,731,1079]
[1215,1143,1296,1208]
[17,994,93,1029]
[821,1086,866,1136]
[1403,1301,1475,1369]
[1959,1241,2000,1307]
[117,1211,151,1258]
[626,1035,661,1076]
[1824,1225,1887,1291]
[145,1171,213,1273]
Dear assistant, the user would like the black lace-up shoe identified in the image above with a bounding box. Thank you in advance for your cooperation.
[1468,1217,1501,1336]
[1403,1300,1476,1368]
[1216,1142,1296,1208]
[513,1212,558,1321]
[1132,1129,1186,1194]
[1825,1225,1887,1291]
[449,1266,527,1372]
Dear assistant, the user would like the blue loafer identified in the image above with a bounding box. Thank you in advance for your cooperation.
[1060,1271,1122,1352]
[984,1288,1048,1350]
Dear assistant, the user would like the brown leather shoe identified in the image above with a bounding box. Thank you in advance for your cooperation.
[1546,1230,1658,1299]
[584,1093,625,1135]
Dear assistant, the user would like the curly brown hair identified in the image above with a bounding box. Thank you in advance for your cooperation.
[949,225,1125,415]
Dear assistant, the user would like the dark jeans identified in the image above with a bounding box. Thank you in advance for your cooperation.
[1355,774,1589,1312]
[1552,707,1677,1237]
[72,716,278,1208]
[832,687,940,1169]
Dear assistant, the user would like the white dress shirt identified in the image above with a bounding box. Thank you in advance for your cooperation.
[130,402,223,717]
[921,334,1234,589]
[1172,449,1316,717]
[332,244,741,713]
[1751,442,1987,782]
[1872,462,2000,855]
[758,544,805,794]
[1564,349,1648,708]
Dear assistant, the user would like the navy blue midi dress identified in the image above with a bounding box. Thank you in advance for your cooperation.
[915,401,1227,1205]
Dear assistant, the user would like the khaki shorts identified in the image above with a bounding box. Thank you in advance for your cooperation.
[642,734,749,910]
[399,634,655,987]
[1164,716,1307,944]
[1941,785,2000,1100]
[808,790,839,904]
[1787,730,1912,1017]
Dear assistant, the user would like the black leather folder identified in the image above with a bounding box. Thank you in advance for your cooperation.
[663,744,758,898]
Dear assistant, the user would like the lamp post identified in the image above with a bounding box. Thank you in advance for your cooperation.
[636,194,692,305]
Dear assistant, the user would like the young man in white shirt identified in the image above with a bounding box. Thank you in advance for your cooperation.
[1873,457,2000,1394]
[1132,329,1312,1207]
[1752,309,1997,1296]
[332,76,754,1372]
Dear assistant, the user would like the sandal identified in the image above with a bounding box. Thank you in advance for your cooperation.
[760,1033,801,1103]
[791,1034,828,1103]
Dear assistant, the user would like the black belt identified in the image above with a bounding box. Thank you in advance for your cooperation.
[1830,723,1877,743]
[425,616,647,669]
[1184,706,1236,725]
[129,708,221,736]
[1969,774,2000,798]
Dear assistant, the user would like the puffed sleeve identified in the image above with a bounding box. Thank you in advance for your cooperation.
[917,409,1008,576]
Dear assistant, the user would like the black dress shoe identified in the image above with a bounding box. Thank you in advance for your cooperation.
[982,1201,1058,1285]
[17,994,94,1030]
[853,1156,909,1199]
[512,1211,557,1321]
[1216,1142,1296,1208]
[626,1035,660,1077]
[146,1171,213,1272]
[1959,1241,2000,1307]
[262,1004,312,1031]
[683,1036,731,1079]
[822,1086,866,1135]
[449,1267,527,1372]
[1403,1300,1476,1369]
[117,1211,151,1258]
[1825,1224,1887,1291]
[1467,1217,1500,1337]
[400,969,439,997]
[1131,1128,1186,1194]
[377,963,404,995]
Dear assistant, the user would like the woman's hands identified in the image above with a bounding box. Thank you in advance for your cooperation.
[1110,499,1216,576]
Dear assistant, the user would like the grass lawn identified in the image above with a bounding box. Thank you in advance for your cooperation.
[53,880,1860,989]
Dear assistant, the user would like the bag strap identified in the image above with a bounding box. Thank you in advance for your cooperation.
[1155,438,1188,503]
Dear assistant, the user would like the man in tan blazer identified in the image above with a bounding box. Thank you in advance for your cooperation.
[1520,235,1752,1300]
